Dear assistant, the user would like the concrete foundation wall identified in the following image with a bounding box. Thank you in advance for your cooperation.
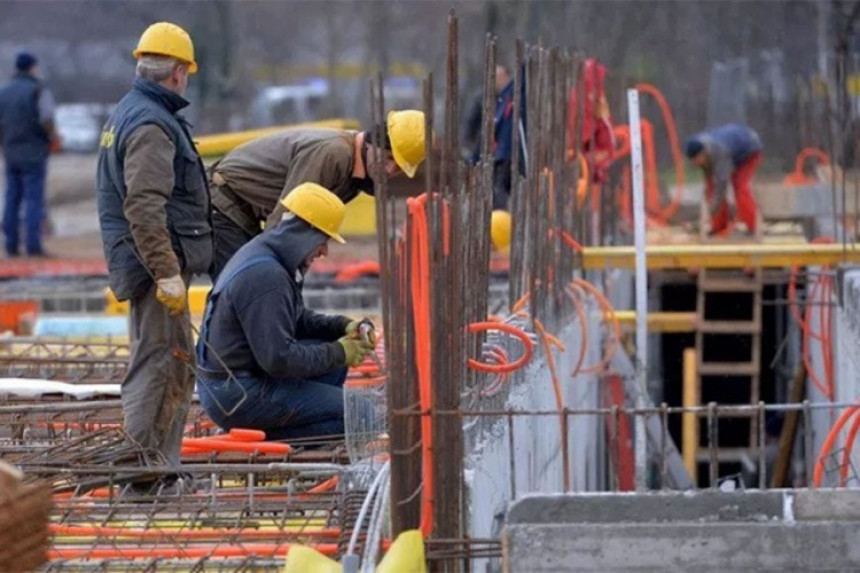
[831,267,860,485]
[466,312,603,543]
[505,490,860,572]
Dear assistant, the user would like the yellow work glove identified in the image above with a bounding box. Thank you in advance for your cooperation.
[338,337,375,367]
[345,318,377,345]
[155,275,187,316]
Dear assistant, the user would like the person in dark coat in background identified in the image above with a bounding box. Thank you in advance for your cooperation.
[685,123,763,236]
[196,182,375,440]
[0,51,59,257]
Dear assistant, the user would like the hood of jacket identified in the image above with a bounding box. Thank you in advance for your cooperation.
[257,215,329,280]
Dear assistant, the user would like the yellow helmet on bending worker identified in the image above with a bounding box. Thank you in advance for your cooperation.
[133,22,198,74]
[280,182,347,244]
[387,110,426,178]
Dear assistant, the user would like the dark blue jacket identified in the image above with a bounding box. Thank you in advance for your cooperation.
[696,123,762,166]
[96,78,212,300]
[493,80,516,162]
[0,73,49,166]
[197,216,349,380]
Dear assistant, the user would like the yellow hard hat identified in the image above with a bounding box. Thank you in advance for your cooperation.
[280,182,347,244]
[490,210,512,252]
[387,110,426,178]
[133,22,198,74]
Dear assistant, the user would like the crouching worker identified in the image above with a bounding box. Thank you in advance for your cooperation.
[195,182,375,440]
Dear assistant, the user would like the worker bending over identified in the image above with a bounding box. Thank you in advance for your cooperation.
[208,111,426,279]
[196,183,375,440]
[685,123,762,236]
[96,23,210,494]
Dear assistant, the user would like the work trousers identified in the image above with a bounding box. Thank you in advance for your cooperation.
[123,277,195,467]
[210,209,256,283]
[708,152,762,234]
[197,364,349,441]
[3,160,46,255]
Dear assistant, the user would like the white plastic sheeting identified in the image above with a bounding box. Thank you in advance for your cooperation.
[0,378,121,400]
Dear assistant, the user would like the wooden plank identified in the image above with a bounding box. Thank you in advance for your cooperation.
[771,364,807,488]
[699,321,760,334]
[698,362,759,376]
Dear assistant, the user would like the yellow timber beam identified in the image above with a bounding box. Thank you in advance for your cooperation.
[608,311,697,333]
[195,118,360,157]
[682,348,698,482]
[582,242,860,270]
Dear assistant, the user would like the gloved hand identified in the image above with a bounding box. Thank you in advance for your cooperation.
[338,337,375,367]
[346,318,377,345]
[155,275,187,316]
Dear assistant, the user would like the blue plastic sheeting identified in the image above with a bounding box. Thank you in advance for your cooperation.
[33,316,128,338]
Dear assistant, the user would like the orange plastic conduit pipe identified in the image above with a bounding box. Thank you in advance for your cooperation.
[407,195,435,537]
[572,278,621,374]
[49,523,340,541]
[48,543,339,560]
[467,322,535,374]
[840,412,860,486]
[814,405,860,487]
[634,83,686,223]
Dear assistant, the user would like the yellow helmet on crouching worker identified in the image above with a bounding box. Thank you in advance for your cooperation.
[490,210,512,252]
[133,22,198,74]
[280,182,347,244]
[387,110,427,178]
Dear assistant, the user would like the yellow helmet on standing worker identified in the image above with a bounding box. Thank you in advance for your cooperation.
[280,182,347,244]
[387,110,426,178]
[490,210,512,253]
[133,22,198,74]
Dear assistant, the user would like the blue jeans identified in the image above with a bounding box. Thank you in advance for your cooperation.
[3,160,47,255]
[197,366,349,441]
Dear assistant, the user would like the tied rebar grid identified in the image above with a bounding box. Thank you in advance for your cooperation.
[370,15,595,564]
[392,400,859,493]
[0,339,130,383]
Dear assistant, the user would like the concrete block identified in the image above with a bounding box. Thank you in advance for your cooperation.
[505,521,860,572]
[793,489,860,521]
[507,490,784,524]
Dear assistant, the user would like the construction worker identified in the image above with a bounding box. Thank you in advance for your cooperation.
[208,110,426,280]
[0,52,59,257]
[196,183,375,440]
[685,123,762,236]
[96,22,211,493]
[464,64,511,162]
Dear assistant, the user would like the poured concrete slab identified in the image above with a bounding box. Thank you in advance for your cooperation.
[505,490,860,572]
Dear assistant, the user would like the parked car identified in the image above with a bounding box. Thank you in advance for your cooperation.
[54,103,112,153]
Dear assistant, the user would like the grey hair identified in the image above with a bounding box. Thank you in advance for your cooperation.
[135,54,183,82]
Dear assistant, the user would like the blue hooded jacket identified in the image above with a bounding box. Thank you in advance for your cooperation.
[197,216,350,380]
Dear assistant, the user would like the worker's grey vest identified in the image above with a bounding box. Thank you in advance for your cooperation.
[0,73,49,166]
[96,78,212,300]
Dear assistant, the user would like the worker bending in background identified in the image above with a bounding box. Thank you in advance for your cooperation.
[208,110,426,280]
[96,23,211,494]
[685,123,762,236]
[196,183,375,440]
[0,52,59,257]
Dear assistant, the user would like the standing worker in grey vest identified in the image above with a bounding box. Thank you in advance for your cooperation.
[208,111,426,280]
[0,52,59,257]
[96,22,212,494]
